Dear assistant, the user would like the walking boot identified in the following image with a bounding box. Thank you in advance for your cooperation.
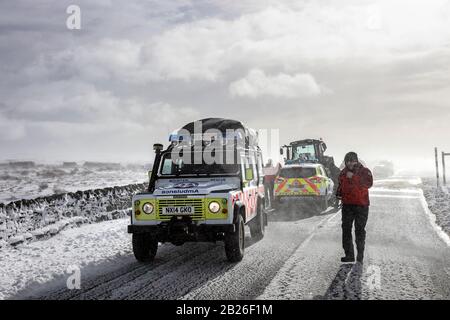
[340,255,355,263]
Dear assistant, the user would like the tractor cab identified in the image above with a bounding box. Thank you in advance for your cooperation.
[281,139,327,164]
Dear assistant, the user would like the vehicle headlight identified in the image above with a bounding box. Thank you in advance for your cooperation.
[208,201,220,213]
[142,202,154,214]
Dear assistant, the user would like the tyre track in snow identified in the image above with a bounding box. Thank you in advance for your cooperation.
[81,243,221,300]
[180,211,340,300]
[38,243,219,300]
[29,210,339,300]
[123,243,233,300]
[128,211,339,300]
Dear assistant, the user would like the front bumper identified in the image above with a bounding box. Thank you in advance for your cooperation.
[128,220,235,243]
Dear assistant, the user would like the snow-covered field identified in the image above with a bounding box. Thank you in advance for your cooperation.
[421,178,450,237]
[0,162,149,204]
[0,218,133,300]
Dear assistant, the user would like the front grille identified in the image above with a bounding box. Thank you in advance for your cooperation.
[157,198,204,221]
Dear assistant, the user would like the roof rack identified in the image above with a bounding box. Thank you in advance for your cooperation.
[168,118,259,150]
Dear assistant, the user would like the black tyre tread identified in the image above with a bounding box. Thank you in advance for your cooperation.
[225,215,244,262]
[132,233,158,262]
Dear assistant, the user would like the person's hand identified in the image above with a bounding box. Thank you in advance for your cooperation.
[346,171,354,179]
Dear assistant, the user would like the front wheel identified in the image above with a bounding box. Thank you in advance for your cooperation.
[132,233,158,262]
[225,214,245,262]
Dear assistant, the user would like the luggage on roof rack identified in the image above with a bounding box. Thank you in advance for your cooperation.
[169,118,259,149]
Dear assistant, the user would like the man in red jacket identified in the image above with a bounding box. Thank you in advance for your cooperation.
[336,152,373,263]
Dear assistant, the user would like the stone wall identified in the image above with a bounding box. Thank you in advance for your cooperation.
[0,183,147,246]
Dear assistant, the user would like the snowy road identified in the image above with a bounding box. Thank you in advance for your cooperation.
[3,177,450,300]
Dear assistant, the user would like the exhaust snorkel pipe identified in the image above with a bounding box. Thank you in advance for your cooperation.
[148,143,164,193]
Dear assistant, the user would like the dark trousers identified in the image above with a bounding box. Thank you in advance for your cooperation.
[265,181,274,206]
[341,204,369,258]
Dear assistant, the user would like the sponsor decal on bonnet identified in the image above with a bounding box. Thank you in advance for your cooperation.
[161,189,200,194]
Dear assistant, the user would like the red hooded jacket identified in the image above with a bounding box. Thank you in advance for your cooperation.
[336,163,373,206]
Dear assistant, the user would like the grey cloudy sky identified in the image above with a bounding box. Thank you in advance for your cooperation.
[1,0,449,173]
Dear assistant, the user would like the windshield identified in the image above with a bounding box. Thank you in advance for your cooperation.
[292,144,317,161]
[159,152,240,176]
[279,167,316,178]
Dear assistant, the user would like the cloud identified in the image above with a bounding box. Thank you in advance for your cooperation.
[0,114,25,141]
[229,69,321,98]
[1,0,450,163]
[7,1,450,86]
[137,1,450,81]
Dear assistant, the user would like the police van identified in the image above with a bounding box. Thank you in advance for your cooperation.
[128,118,267,263]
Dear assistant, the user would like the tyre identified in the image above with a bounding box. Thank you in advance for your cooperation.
[250,202,265,239]
[225,214,245,262]
[132,233,158,262]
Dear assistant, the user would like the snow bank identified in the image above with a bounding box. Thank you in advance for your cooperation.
[421,178,450,237]
[0,218,133,300]
[0,183,146,247]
